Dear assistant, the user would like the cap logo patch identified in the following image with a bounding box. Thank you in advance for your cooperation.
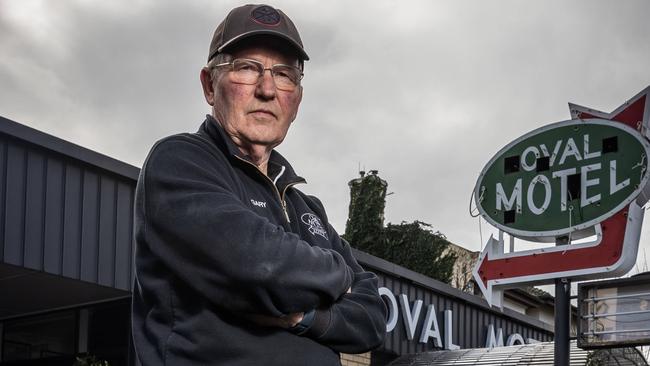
[251,5,281,26]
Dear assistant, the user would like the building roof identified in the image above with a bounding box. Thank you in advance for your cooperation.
[387,340,648,365]
[0,115,139,180]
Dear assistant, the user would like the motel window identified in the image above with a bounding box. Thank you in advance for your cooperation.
[1,310,76,364]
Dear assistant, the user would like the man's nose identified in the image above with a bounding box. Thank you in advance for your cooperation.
[255,69,277,100]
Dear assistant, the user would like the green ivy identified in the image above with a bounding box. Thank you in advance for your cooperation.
[344,174,387,253]
[383,221,457,283]
[344,173,456,283]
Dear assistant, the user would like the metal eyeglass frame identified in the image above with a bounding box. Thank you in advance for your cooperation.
[213,58,304,90]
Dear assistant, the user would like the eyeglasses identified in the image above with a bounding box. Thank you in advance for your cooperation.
[214,58,303,92]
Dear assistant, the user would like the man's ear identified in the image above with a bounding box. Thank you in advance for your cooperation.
[200,68,215,106]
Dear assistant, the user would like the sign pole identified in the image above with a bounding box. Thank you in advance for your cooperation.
[554,237,571,366]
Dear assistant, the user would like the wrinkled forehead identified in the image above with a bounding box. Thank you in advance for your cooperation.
[222,36,302,67]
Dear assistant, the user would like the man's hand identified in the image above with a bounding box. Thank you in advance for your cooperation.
[247,312,304,329]
[245,288,349,329]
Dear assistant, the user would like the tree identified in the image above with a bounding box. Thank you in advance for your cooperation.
[344,171,456,283]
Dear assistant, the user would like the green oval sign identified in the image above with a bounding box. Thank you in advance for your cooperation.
[474,118,650,239]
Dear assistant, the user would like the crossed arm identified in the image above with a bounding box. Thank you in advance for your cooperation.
[141,137,386,353]
[247,231,387,354]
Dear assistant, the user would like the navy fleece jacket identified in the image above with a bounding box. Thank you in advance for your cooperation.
[132,116,387,366]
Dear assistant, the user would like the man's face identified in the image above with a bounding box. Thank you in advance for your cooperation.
[205,40,303,152]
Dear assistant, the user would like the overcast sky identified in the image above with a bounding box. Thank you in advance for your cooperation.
[2,0,650,276]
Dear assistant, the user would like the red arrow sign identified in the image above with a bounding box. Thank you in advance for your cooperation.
[473,86,650,307]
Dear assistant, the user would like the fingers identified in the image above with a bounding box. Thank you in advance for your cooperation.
[247,312,304,329]
[283,312,304,328]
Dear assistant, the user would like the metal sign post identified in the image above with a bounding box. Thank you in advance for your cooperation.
[554,276,571,365]
[555,237,571,366]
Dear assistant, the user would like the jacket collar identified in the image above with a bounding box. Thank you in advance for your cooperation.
[199,115,306,187]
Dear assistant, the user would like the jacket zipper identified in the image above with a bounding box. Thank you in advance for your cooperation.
[279,181,303,223]
[234,156,304,223]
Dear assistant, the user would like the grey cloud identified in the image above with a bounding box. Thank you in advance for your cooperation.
[2,0,650,271]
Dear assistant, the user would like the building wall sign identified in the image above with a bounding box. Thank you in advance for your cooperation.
[379,287,538,350]
[357,250,554,354]
[474,119,650,240]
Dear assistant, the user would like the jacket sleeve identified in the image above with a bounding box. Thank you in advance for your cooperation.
[137,137,353,317]
[298,200,387,353]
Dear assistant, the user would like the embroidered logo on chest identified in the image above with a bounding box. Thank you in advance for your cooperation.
[301,213,328,239]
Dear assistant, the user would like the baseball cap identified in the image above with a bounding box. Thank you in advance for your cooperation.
[208,4,309,62]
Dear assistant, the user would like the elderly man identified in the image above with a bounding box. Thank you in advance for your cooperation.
[132,4,387,366]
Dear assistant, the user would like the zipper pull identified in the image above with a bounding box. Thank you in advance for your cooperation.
[282,200,291,223]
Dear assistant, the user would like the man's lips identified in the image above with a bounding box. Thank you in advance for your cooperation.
[249,109,276,118]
